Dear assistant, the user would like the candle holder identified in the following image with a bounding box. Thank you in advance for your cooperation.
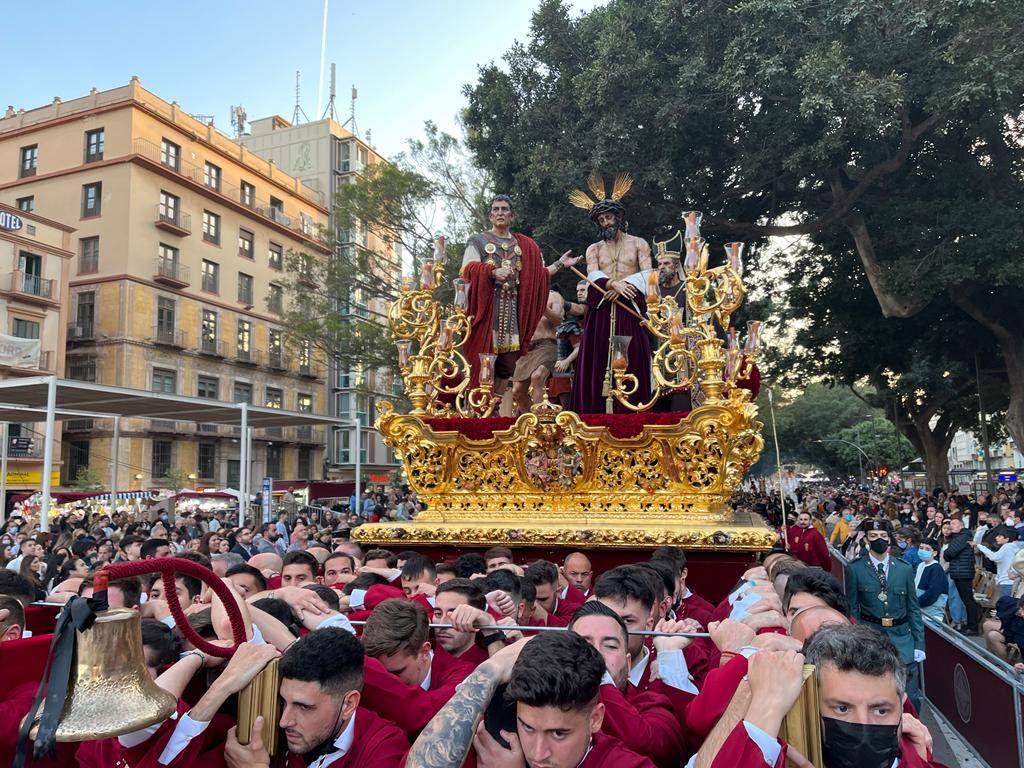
[608,212,760,412]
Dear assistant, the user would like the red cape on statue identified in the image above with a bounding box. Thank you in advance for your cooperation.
[462,232,549,386]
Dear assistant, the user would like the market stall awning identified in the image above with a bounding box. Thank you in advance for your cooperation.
[0,376,343,427]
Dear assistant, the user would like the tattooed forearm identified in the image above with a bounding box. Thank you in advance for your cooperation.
[405,663,501,768]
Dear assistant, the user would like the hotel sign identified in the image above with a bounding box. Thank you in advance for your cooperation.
[0,211,23,231]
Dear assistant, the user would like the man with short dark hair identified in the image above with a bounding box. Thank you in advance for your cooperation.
[225,563,267,597]
[140,538,172,560]
[782,567,849,618]
[399,553,437,597]
[786,511,831,570]
[281,550,319,586]
[230,527,256,560]
[525,559,582,626]
[433,578,503,666]
[0,595,25,642]
[164,630,409,767]
[407,633,655,767]
[324,552,356,586]
[484,546,514,572]
[0,570,35,607]
[570,601,687,767]
[594,566,657,689]
[359,599,474,735]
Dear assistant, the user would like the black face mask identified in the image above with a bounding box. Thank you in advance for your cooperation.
[869,538,890,555]
[821,716,901,768]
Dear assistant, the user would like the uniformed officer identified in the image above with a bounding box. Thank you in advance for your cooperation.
[844,518,926,712]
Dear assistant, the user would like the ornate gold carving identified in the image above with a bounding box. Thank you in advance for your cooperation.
[361,396,773,550]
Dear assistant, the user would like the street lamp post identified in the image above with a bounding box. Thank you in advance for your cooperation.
[814,438,872,484]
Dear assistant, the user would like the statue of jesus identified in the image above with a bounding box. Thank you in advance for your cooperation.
[567,175,654,413]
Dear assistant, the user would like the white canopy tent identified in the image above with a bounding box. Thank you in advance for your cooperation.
[0,375,350,530]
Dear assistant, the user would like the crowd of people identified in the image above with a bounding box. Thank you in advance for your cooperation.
[3,478,1010,767]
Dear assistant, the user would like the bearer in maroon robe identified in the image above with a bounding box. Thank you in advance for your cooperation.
[462,195,575,393]
[567,175,654,413]
[406,633,656,768]
[695,624,946,768]
[786,511,832,571]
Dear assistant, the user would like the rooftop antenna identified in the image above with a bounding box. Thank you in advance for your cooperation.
[230,105,247,138]
[292,71,309,125]
[189,113,215,125]
[323,63,339,121]
[342,84,359,137]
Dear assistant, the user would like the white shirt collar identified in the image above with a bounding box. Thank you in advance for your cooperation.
[559,584,568,600]
[681,588,692,600]
[628,645,650,687]
[309,710,357,768]
[420,651,434,691]
[868,552,890,572]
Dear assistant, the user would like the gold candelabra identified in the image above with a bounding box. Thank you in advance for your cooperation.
[391,237,500,417]
[608,211,761,411]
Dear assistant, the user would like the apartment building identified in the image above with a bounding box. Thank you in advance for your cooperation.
[0,79,330,490]
[0,202,74,489]
[240,115,401,485]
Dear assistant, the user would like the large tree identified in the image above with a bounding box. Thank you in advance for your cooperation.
[463,0,1024,446]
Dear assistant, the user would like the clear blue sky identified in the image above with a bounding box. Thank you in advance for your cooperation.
[5,0,604,159]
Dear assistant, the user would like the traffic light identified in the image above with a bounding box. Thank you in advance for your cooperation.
[878,467,888,477]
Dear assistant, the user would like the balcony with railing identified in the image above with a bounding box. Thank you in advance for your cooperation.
[152,325,186,347]
[154,204,191,237]
[10,270,55,305]
[2,350,53,375]
[267,350,291,371]
[150,419,178,432]
[234,347,263,366]
[153,257,190,288]
[67,321,96,342]
[293,425,324,445]
[299,360,323,379]
[131,137,327,245]
[199,338,227,358]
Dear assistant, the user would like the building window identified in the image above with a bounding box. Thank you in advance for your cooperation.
[233,381,253,404]
[67,354,97,382]
[197,375,219,399]
[81,182,102,217]
[198,442,217,480]
[339,140,351,172]
[268,328,283,367]
[67,440,90,484]
[204,161,221,191]
[297,447,311,479]
[237,273,253,306]
[158,191,180,224]
[226,459,240,488]
[19,145,38,178]
[240,181,255,208]
[152,368,177,394]
[201,259,219,293]
[16,196,33,212]
[269,242,282,270]
[201,309,218,353]
[202,210,220,244]
[76,291,95,336]
[236,320,251,360]
[152,440,173,479]
[266,445,282,479]
[297,393,313,413]
[336,392,350,419]
[268,284,283,314]
[160,138,180,171]
[356,393,370,427]
[12,318,40,339]
[335,429,351,463]
[84,129,104,163]
[238,228,254,259]
[298,339,312,372]
[79,236,99,274]
[156,296,176,341]
[265,387,283,409]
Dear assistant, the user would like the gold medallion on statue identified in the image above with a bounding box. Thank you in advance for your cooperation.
[484,243,497,255]
[514,245,522,256]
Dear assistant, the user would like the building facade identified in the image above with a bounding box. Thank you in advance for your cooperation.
[0,202,73,490]
[0,79,330,491]
[240,115,400,485]
[948,429,1024,490]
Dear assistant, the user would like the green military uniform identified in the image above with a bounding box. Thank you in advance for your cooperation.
[845,548,925,711]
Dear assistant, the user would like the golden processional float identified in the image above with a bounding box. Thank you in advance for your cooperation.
[353,210,777,554]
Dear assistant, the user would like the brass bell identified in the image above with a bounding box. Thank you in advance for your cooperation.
[30,608,177,741]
